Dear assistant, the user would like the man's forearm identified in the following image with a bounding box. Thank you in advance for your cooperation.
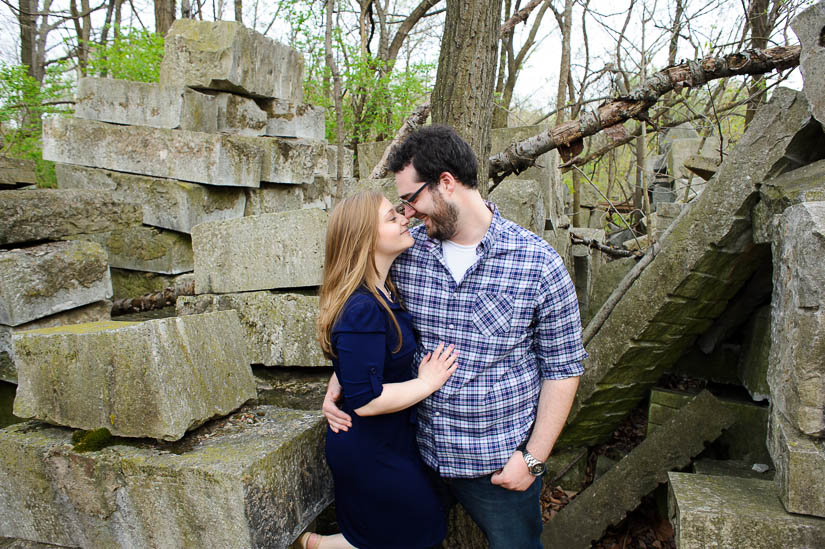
[525,376,580,462]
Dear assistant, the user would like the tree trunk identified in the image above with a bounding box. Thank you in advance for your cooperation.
[431,0,503,195]
[18,0,36,78]
[744,0,770,127]
[154,0,176,36]
[234,0,242,24]
[553,0,574,124]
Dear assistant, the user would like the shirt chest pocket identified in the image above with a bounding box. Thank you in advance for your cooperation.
[471,292,513,336]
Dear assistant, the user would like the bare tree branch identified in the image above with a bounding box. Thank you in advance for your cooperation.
[370,102,431,179]
[499,0,544,37]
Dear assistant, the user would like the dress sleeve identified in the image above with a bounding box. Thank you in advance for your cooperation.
[333,296,387,410]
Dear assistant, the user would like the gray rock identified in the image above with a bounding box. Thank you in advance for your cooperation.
[56,163,247,234]
[659,122,700,149]
[192,209,327,294]
[691,459,773,480]
[737,305,771,401]
[0,407,331,548]
[12,311,255,440]
[214,92,267,136]
[0,189,142,247]
[67,226,193,275]
[176,292,329,367]
[0,301,112,384]
[768,408,825,518]
[356,140,389,179]
[160,20,304,101]
[489,178,545,235]
[110,269,192,300]
[582,256,635,328]
[753,158,825,244]
[668,472,825,548]
[667,137,702,180]
[543,227,571,271]
[244,176,348,215]
[792,2,825,129]
[253,367,331,410]
[0,241,112,326]
[683,154,720,181]
[260,99,325,140]
[0,157,35,187]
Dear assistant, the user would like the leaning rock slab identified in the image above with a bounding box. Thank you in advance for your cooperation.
[192,209,327,294]
[12,311,255,441]
[0,189,142,247]
[56,163,247,234]
[177,292,328,367]
[792,2,825,128]
[768,409,825,518]
[0,406,331,548]
[0,241,112,326]
[160,19,304,101]
[489,178,545,235]
[67,226,193,275]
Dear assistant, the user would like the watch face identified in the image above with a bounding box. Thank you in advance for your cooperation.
[530,463,546,476]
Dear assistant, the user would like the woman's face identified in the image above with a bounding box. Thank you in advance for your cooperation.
[374,197,414,260]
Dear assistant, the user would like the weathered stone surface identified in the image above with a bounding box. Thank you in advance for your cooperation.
[110,269,191,300]
[0,241,112,327]
[68,226,193,275]
[355,140,388,179]
[193,209,327,294]
[489,178,544,235]
[692,459,773,480]
[177,292,329,367]
[738,305,771,401]
[0,537,63,548]
[544,448,588,491]
[160,19,304,101]
[543,227,571,271]
[683,154,720,181]
[252,366,330,410]
[259,99,325,140]
[792,2,825,128]
[325,144,355,179]
[56,163,247,234]
[768,409,825,518]
[214,92,266,136]
[0,301,112,384]
[244,176,356,216]
[668,472,825,548]
[0,189,142,247]
[0,157,36,187]
[667,138,702,181]
[753,158,825,244]
[12,311,255,440]
[660,122,700,148]
[43,117,263,188]
[769,201,825,436]
[543,391,735,548]
[74,77,218,132]
[559,88,813,448]
[582,256,635,327]
[0,406,331,548]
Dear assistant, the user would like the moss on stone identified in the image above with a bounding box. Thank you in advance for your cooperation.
[71,428,113,452]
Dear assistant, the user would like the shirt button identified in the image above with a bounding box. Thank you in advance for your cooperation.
[434,412,441,416]
[448,324,455,329]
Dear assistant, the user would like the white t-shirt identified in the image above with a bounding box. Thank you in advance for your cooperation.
[441,239,479,283]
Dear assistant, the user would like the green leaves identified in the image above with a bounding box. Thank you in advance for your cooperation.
[86,27,165,83]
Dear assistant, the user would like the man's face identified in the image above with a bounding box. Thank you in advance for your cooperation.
[395,164,459,241]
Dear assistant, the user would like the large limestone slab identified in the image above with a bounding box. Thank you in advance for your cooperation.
[110,268,192,300]
[0,241,112,326]
[68,226,193,275]
[192,209,327,294]
[769,201,825,436]
[668,472,825,548]
[12,311,255,440]
[489,178,545,235]
[214,92,267,136]
[177,292,328,367]
[160,19,304,102]
[0,157,35,187]
[738,305,771,401]
[0,406,331,548]
[0,301,112,384]
[244,176,346,215]
[768,409,825,518]
[56,163,247,234]
[0,189,142,246]
[260,99,325,140]
[753,158,825,244]
[792,2,825,128]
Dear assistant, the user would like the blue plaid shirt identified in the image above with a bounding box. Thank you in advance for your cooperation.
[391,203,586,478]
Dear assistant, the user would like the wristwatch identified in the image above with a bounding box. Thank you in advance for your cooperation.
[517,442,546,476]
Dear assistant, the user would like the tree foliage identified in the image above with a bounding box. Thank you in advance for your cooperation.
[86,27,166,83]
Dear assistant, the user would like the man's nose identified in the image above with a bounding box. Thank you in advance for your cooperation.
[402,204,417,219]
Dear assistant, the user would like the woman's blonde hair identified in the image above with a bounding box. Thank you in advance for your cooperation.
[317,190,403,359]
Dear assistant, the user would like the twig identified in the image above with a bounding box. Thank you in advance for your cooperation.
[571,165,642,252]
[570,232,642,258]
[369,102,431,179]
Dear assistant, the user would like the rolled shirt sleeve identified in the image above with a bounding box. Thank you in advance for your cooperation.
[333,297,387,410]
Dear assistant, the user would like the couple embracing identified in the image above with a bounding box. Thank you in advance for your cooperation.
[301,125,586,549]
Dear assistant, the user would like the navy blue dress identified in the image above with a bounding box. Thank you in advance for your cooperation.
[325,288,447,549]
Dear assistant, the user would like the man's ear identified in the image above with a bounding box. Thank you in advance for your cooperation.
[439,171,458,196]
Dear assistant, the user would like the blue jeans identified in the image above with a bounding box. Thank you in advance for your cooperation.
[434,470,543,549]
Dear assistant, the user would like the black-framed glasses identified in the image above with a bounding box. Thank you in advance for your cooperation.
[395,181,429,214]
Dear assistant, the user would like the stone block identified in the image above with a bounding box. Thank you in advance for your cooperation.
[544,448,588,491]
[259,99,325,140]
[691,459,773,480]
[214,92,267,136]
[656,201,684,220]
[160,19,304,102]
[667,138,702,180]
[12,311,255,441]
[543,227,571,271]
[0,189,142,247]
[192,209,327,294]
[543,391,735,548]
[489,178,545,235]
[0,301,112,384]
[0,241,112,326]
[0,157,35,186]
[582,256,635,328]
[768,409,825,517]
[176,292,329,367]
[244,176,355,216]
[0,406,331,548]
[668,472,825,548]
[56,163,247,234]
[659,122,700,149]
[754,158,825,244]
[792,2,825,128]
[683,154,720,181]
[67,226,193,275]
[326,145,355,180]
[74,77,218,132]
[769,201,825,436]
[253,367,330,410]
[356,140,389,179]
[737,305,771,401]
[110,269,190,300]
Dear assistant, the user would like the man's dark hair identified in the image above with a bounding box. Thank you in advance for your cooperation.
[387,125,478,189]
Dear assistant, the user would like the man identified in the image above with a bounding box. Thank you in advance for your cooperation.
[324,125,586,548]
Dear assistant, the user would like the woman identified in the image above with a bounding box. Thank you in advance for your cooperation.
[300,191,458,549]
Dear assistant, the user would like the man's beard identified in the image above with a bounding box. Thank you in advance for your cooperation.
[426,188,459,241]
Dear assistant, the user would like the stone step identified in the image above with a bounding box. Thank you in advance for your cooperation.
[12,311,255,441]
[177,292,328,367]
[56,163,247,234]
[160,19,304,102]
[542,391,735,549]
[0,241,112,326]
[192,209,327,294]
[768,408,825,518]
[668,472,825,548]
[0,406,331,548]
[0,189,142,247]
